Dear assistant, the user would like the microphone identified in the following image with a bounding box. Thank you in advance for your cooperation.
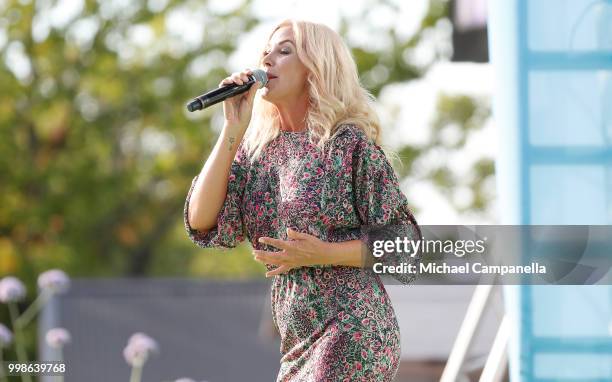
[186,69,269,112]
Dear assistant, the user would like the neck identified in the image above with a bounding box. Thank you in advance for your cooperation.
[275,91,309,132]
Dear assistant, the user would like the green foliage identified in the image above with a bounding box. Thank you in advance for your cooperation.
[414,92,493,213]
[339,0,442,97]
[0,0,261,279]
[433,94,491,137]
[395,145,421,178]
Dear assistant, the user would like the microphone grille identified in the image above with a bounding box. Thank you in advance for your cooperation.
[251,69,268,87]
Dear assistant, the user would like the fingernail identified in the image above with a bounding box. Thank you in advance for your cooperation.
[258,237,264,243]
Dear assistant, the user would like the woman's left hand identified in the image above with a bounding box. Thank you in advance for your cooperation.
[254,228,329,277]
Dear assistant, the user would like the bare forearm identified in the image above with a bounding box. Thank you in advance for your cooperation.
[188,125,245,231]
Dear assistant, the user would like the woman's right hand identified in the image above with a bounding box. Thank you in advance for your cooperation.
[219,68,261,133]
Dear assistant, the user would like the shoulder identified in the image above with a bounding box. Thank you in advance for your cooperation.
[329,123,369,144]
[324,124,393,175]
[330,124,385,159]
[326,123,375,157]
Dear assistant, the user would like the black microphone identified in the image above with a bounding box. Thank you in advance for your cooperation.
[186,69,268,112]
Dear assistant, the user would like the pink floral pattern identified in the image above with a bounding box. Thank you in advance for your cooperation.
[184,124,420,381]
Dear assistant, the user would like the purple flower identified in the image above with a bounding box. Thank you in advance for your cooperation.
[123,332,159,367]
[0,323,13,348]
[0,276,26,303]
[45,328,71,349]
[38,269,70,294]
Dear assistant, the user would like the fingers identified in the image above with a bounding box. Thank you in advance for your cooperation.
[219,69,254,87]
[266,265,292,278]
[246,79,260,104]
[253,250,288,265]
[258,230,313,253]
[286,228,310,240]
[258,236,293,251]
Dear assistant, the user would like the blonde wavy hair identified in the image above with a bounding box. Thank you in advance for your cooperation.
[242,19,383,160]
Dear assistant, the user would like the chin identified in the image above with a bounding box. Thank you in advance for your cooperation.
[261,90,280,103]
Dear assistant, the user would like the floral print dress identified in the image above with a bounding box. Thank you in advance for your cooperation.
[184,124,421,381]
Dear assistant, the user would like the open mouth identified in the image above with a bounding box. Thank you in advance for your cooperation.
[265,77,277,87]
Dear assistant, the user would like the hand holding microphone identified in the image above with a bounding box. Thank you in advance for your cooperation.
[187,68,268,133]
[187,68,267,113]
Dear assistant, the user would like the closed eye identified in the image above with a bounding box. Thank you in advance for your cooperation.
[261,48,291,56]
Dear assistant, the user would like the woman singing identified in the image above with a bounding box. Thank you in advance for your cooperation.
[184,19,421,382]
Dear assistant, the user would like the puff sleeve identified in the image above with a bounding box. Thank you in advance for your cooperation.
[352,136,422,285]
[184,143,249,249]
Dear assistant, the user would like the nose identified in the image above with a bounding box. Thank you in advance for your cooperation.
[262,52,274,68]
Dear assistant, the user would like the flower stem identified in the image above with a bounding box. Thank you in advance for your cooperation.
[57,348,64,382]
[129,365,143,382]
[7,302,31,382]
[0,347,8,382]
[15,291,50,329]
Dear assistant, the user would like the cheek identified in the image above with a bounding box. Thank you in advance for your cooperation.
[285,66,307,86]
[285,58,307,78]
[289,76,307,92]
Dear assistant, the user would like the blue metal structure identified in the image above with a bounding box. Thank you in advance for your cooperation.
[488,0,612,380]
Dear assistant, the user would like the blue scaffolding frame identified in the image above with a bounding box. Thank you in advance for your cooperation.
[489,0,612,380]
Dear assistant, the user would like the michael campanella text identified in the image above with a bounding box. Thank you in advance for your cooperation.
[373,262,547,275]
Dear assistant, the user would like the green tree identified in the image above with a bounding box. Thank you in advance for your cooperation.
[0,0,262,281]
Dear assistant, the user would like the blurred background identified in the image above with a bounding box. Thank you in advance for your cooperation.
[1,0,610,381]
